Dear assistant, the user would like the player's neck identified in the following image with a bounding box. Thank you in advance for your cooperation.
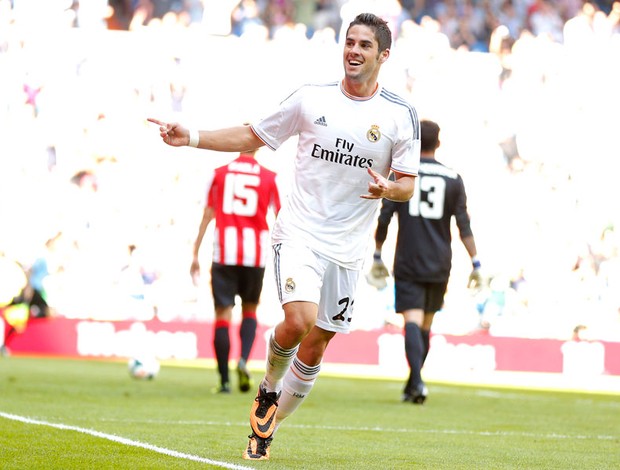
[341,79,379,99]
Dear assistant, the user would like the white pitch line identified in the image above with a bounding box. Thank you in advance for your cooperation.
[0,412,252,470]
[288,423,617,441]
[93,417,617,441]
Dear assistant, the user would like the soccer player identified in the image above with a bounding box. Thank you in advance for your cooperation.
[148,12,420,460]
[370,119,482,404]
[190,148,281,394]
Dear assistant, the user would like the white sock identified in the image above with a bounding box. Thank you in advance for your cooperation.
[274,356,321,432]
[262,333,298,393]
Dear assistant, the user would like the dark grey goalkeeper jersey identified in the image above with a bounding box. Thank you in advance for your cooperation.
[376,158,473,282]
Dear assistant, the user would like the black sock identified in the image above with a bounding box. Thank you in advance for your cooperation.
[421,328,431,365]
[214,325,230,385]
[239,317,257,363]
[404,322,424,391]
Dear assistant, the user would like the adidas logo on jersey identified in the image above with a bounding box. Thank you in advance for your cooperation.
[314,116,327,126]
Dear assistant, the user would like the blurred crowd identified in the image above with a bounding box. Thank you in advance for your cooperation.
[5,0,620,49]
[1,0,619,343]
[78,0,620,51]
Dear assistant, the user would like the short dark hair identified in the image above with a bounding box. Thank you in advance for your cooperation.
[420,120,440,152]
[346,13,392,52]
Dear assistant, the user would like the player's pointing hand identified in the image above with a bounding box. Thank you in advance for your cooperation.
[361,167,389,199]
[147,117,189,147]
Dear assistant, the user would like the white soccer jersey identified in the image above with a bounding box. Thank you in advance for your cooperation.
[252,81,420,270]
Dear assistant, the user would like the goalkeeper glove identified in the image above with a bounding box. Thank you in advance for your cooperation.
[468,257,483,289]
[366,252,389,289]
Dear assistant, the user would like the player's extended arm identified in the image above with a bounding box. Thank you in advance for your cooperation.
[362,168,416,202]
[367,242,390,289]
[147,118,264,153]
[462,235,483,288]
[365,202,394,289]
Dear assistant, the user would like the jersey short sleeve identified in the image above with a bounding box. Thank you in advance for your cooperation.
[251,88,304,151]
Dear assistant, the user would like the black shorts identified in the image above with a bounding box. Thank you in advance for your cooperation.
[211,263,266,308]
[394,279,448,314]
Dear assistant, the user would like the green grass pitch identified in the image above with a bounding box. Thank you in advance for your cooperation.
[1,356,618,469]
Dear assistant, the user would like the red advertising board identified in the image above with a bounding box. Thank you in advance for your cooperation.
[5,317,620,381]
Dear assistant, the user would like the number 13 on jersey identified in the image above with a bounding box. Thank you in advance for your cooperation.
[408,175,445,220]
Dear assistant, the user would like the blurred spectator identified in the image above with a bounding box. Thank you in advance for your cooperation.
[446,0,491,51]
[116,243,158,320]
[22,72,43,117]
[556,0,583,21]
[313,0,343,34]
[231,0,266,36]
[263,0,296,38]
[129,0,155,29]
[597,237,620,316]
[496,0,526,40]
[107,0,135,30]
[26,233,64,319]
[293,0,319,37]
[563,2,607,49]
[0,252,29,356]
[528,0,565,41]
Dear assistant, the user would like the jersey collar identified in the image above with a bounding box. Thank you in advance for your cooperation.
[340,80,380,101]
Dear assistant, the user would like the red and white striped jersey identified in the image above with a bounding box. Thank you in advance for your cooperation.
[205,154,281,267]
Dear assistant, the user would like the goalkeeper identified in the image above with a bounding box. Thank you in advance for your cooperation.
[370,119,482,404]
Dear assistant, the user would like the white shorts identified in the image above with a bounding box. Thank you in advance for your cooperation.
[271,242,360,334]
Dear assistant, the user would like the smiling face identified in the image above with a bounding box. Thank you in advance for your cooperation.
[342,24,390,96]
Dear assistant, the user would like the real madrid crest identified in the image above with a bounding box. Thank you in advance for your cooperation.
[367,124,381,142]
[285,277,296,293]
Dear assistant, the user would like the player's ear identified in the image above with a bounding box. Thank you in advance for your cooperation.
[379,48,389,64]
